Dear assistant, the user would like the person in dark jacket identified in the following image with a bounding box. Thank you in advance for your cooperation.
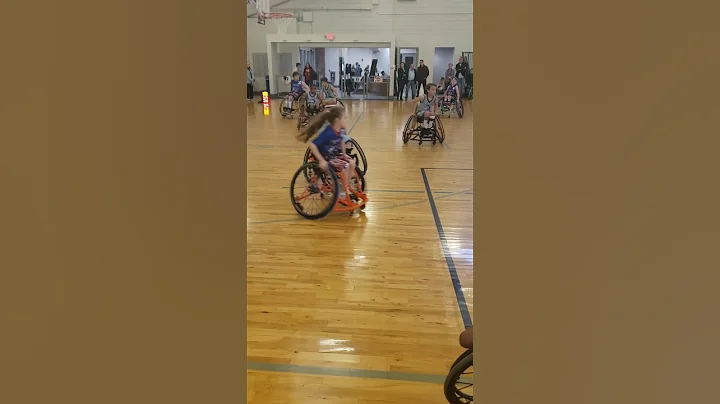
[395,63,407,101]
[415,59,430,96]
[303,63,318,86]
[455,56,470,98]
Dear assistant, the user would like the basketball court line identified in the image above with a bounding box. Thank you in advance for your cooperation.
[248,361,447,384]
[248,187,472,225]
[421,167,474,328]
[279,186,465,194]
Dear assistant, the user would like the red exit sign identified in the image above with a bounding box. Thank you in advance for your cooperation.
[324,34,335,41]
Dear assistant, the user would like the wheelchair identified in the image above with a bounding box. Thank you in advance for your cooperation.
[279,94,300,119]
[302,135,367,175]
[296,95,323,130]
[289,160,367,220]
[444,349,473,403]
[402,114,446,145]
[440,97,464,118]
[296,97,345,130]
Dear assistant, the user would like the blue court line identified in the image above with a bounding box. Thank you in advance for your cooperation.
[348,110,365,133]
[247,362,453,384]
[421,168,473,329]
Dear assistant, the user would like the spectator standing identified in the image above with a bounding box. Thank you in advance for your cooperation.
[405,63,417,100]
[416,59,430,95]
[303,63,318,86]
[395,63,407,101]
[455,56,470,98]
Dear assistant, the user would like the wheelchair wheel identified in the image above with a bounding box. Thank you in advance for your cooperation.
[279,99,294,118]
[347,138,368,175]
[436,117,446,144]
[402,115,416,144]
[290,162,339,220]
[456,99,464,118]
[297,110,311,130]
[351,166,367,210]
[352,165,366,195]
[444,350,473,404]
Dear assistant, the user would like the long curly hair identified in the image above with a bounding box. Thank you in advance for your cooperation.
[296,106,346,143]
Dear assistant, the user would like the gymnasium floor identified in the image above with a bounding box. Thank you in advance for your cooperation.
[247,98,473,403]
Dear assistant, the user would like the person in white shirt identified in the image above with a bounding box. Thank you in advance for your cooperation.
[405,64,417,100]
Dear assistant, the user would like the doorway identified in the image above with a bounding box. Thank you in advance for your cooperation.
[433,47,455,84]
[396,47,419,70]
[251,53,269,92]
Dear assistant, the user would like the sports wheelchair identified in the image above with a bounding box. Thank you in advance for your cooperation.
[445,349,473,403]
[279,95,300,119]
[444,327,473,403]
[289,160,367,220]
[296,97,345,130]
[302,135,367,175]
[440,97,464,118]
[402,114,446,145]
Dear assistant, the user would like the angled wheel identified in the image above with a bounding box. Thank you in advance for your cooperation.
[302,148,318,182]
[402,115,415,144]
[303,147,313,165]
[347,138,367,175]
[350,166,367,210]
[444,350,473,404]
[457,99,464,118]
[290,162,338,220]
[351,165,366,194]
[436,117,446,144]
[297,111,307,130]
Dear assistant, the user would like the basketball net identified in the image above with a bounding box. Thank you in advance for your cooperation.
[267,14,294,35]
[255,0,294,35]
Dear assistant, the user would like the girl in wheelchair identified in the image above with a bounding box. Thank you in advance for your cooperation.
[411,83,438,129]
[442,77,460,109]
[297,106,356,202]
[282,72,304,115]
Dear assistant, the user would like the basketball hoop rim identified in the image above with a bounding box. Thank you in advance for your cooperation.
[260,12,295,20]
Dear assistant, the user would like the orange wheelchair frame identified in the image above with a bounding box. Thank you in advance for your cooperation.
[290,161,367,219]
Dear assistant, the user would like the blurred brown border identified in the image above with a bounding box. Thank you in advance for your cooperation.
[474,0,720,403]
[1,2,247,403]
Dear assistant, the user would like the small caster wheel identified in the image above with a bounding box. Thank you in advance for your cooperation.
[418,141,423,145]
[432,140,437,145]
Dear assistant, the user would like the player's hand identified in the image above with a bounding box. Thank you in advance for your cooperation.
[319,160,329,172]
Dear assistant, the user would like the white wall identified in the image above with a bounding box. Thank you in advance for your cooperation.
[324,48,341,84]
[247,0,473,87]
[433,47,455,83]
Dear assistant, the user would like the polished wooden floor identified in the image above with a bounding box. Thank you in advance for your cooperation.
[247,98,473,403]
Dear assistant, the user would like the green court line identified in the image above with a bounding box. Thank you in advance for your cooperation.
[247,361,447,384]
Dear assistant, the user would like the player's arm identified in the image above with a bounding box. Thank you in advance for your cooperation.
[301,81,310,93]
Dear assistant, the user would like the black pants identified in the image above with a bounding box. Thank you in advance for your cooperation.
[247,83,253,99]
[417,80,427,95]
[396,80,407,100]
